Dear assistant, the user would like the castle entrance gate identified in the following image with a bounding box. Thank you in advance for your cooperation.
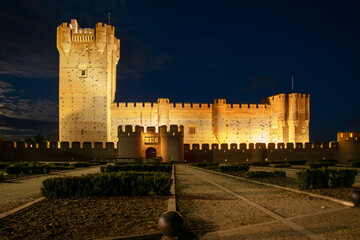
[146,147,157,159]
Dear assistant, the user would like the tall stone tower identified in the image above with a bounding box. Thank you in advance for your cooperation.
[57,19,120,143]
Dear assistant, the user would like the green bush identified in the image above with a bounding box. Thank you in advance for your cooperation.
[40,172,172,198]
[101,164,172,173]
[5,166,22,174]
[50,165,76,171]
[273,164,291,168]
[296,168,357,190]
[218,165,250,172]
[288,160,307,165]
[251,162,269,167]
[0,163,9,169]
[71,163,91,168]
[269,161,286,164]
[0,173,4,182]
[245,171,286,178]
[350,161,360,168]
[309,162,335,169]
[319,159,338,163]
[189,163,219,167]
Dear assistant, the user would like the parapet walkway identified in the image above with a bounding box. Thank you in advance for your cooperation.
[176,164,360,239]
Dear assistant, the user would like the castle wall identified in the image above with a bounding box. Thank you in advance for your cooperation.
[184,142,338,164]
[110,94,309,145]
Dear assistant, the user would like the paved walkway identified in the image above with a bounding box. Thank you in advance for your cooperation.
[0,167,101,213]
[176,164,360,240]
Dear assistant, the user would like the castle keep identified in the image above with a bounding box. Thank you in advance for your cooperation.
[56,19,310,161]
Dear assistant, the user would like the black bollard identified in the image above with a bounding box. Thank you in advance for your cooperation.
[158,211,184,238]
[351,189,360,207]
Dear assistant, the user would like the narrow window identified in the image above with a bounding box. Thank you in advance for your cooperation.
[189,127,196,134]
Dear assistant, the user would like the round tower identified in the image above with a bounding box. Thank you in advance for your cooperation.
[159,125,184,162]
[212,99,227,143]
[117,125,143,159]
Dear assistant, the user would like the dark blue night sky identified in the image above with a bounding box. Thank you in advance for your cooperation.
[0,0,359,142]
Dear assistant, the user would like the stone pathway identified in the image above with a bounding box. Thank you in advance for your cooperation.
[176,164,360,240]
[0,167,101,213]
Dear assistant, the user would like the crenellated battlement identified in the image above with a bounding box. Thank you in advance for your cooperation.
[118,125,144,134]
[337,132,360,142]
[159,125,184,137]
[184,142,338,151]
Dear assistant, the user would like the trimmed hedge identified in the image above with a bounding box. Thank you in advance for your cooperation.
[50,165,76,171]
[269,160,306,165]
[101,164,172,173]
[309,162,335,169]
[246,171,286,178]
[71,163,91,168]
[319,159,338,163]
[40,172,172,198]
[273,164,291,168]
[350,161,360,168]
[296,168,357,190]
[0,163,9,169]
[189,163,219,167]
[5,166,22,174]
[0,173,4,182]
[251,162,270,167]
[218,165,250,172]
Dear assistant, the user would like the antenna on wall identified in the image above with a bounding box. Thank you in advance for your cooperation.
[108,12,111,25]
[292,75,294,92]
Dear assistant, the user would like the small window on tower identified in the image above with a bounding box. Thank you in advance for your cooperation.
[80,69,87,77]
[189,127,196,134]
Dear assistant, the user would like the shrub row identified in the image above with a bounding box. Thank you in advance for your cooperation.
[40,172,172,198]
[114,162,171,166]
[273,164,292,168]
[5,166,51,174]
[251,162,270,166]
[296,168,357,190]
[218,165,250,172]
[0,173,4,182]
[245,171,286,178]
[101,164,172,173]
[50,165,76,171]
[269,160,306,165]
[350,161,360,168]
[309,162,335,169]
[319,159,338,163]
[189,163,219,167]
[0,163,9,169]
[71,163,91,168]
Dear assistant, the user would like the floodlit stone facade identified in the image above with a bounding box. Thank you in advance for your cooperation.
[57,20,310,146]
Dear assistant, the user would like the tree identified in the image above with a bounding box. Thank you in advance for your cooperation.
[33,135,45,143]
[47,132,59,142]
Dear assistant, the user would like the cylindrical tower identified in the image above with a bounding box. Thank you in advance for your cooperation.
[117,125,143,159]
[288,93,299,144]
[159,125,184,162]
[212,99,227,143]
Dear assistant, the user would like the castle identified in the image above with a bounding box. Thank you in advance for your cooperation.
[1,20,359,163]
[57,19,309,153]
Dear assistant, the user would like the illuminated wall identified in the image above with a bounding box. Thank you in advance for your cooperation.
[58,20,309,145]
[57,20,120,143]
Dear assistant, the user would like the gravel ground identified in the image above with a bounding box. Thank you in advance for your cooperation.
[0,167,101,214]
[204,171,344,218]
[224,170,359,201]
[179,165,360,240]
[176,165,273,239]
[292,207,360,240]
[0,196,167,240]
